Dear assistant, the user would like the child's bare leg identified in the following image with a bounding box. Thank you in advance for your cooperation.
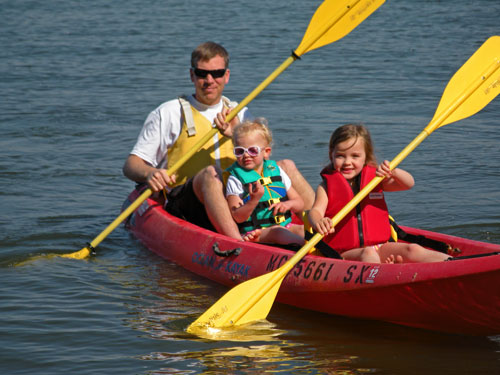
[289,224,304,238]
[259,226,305,245]
[342,246,381,263]
[379,242,450,263]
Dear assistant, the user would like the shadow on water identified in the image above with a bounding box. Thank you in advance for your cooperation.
[271,304,500,375]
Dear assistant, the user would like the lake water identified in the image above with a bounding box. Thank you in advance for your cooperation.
[1,0,500,374]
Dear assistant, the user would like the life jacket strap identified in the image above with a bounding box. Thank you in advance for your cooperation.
[304,231,342,259]
[178,96,197,136]
[257,175,282,186]
[255,196,289,210]
[178,95,236,136]
[241,175,283,189]
[389,217,459,255]
[238,211,292,231]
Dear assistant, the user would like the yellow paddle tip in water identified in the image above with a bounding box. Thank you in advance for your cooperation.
[14,246,92,267]
[187,319,284,342]
[58,247,92,260]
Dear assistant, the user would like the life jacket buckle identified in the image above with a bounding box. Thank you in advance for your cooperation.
[267,198,280,206]
[258,177,272,186]
[274,215,286,224]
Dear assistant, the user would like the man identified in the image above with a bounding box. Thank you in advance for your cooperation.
[123,41,314,240]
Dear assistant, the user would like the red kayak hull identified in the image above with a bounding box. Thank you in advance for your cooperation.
[124,189,500,336]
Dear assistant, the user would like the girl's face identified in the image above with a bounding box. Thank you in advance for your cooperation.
[234,132,271,172]
[331,137,367,182]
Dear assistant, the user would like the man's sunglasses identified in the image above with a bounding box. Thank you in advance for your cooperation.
[234,146,261,157]
[192,67,227,79]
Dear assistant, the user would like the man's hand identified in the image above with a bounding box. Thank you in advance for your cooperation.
[214,107,239,137]
[147,169,176,192]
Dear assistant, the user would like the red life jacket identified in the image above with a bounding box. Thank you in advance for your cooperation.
[321,165,391,253]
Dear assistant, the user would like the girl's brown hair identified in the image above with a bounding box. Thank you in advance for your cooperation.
[328,124,377,167]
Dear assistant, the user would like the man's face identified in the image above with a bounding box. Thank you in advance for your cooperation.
[190,55,230,106]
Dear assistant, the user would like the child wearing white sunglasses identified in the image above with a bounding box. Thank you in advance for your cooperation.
[225,118,305,245]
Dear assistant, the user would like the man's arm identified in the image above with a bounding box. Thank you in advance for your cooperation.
[123,154,175,192]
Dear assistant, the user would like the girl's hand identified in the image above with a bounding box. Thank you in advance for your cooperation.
[313,217,335,236]
[378,161,415,191]
[248,181,265,201]
[376,160,392,179]
[269,200,292,216]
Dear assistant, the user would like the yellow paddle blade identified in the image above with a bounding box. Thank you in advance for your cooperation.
[59,247,91,259]
[13,246,92,266]
[17,188,154,264]
[224,0,386,125]
[295,0,385,56]
[187,271,283,331]
[188,240,318,330]
[426,36,500,133]
[188,319,285,342]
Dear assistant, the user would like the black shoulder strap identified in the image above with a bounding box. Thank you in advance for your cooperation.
[389,217,454,254]
[304,231,342,259]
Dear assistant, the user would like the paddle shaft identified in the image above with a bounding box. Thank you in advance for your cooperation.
[254,54,500,277]
[171,0,383,174]
[147,0,385,179]
[166,55,298,176]
[74,57,299,255]
[74,0,384,257]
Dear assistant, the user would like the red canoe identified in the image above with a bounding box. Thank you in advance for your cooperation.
[123,189,500,336]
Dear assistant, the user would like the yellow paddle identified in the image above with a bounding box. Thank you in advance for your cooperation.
[47,0,386,261]
[187,36,500,331]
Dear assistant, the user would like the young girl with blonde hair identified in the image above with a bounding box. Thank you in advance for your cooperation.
[225,118,305,245]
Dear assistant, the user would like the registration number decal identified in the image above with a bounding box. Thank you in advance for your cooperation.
[192,252,250,277]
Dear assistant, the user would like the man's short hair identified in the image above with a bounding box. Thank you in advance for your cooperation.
[191,42,229,68]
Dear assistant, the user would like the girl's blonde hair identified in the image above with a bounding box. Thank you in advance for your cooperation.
[232,117,273,146]
[328,124,377,167]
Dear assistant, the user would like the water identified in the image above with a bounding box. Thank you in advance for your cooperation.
[1,0,500,373]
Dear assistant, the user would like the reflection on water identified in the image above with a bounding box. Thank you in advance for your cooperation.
[121,252,500,374]
[186,320,285,342]
[141,336,361,375]
[124,257,366,373]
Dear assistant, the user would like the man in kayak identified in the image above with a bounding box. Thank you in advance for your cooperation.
[123,41,314,240]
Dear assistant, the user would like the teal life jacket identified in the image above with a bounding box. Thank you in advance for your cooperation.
[226,159,291,233]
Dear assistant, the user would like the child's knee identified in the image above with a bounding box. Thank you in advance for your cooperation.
[407,243,424,254]
[197,165,222,181]
[362,246,378,258]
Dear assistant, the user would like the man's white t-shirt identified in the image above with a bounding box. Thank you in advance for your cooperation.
[130,94,250,169]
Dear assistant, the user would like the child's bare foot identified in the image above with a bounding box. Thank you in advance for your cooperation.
[243,229,262,242]
[384,254,396,264]
[384,254,404,264]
